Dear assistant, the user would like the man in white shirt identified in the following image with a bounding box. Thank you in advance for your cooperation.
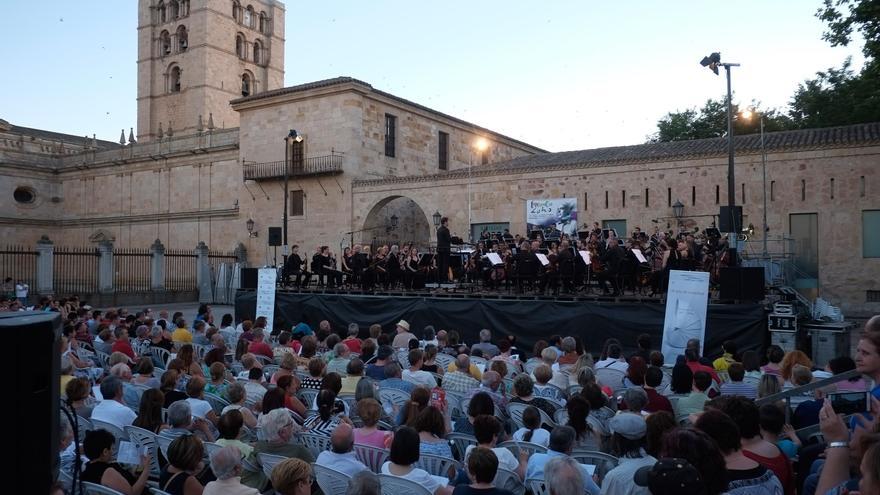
[600,413,656,495]
[402,349,437,389]
[243,367,267,404]
[594,344,629,373]
[316,423,368,477]
[90,376,137,428]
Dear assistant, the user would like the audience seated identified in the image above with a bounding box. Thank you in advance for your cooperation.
[159,434,206,495]
[254,409,314,463]
[456,446,515,495]
[81,429,151,495]
[316,422,368,477]
[91,375,137,428]
[204,445,259,495]
[270,458,312,495]
[525,426,600,495]
[381,426,452,495]
[601,412,656,495]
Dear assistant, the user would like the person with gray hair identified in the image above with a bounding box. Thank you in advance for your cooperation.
[526,426,600,495]
[204,445,260,495]
[90,375,137,428]
[346,470,381,495]
[109,362,140,409]
[160,399,215,442]
[253,408,314,463]
[378,362,415,393]
[327,342,352,375]
[472,329,500,358]
[442,354,480,393]
[557,336,578,370]
[545,456,585,495]
[343,323,363,354]
[621,387,649,414]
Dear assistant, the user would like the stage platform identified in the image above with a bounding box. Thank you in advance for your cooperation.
[235,289,767,359]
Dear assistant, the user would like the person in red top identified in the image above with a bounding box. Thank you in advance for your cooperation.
[643,366,674,414]
[248,328,273,359]
[719,396,795,495]
[111,327,136,361]
[342,323,362,354]
[685,348,720,383]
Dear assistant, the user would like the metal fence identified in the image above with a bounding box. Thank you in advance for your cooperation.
[113,247,152,292]
[208,250,238,276]
[0,245,37,290]
[54,246,99,295]
[164,248,198,292]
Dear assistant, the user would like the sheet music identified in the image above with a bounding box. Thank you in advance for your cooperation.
[632,248,648,263]
[486,253,503,265]
[578,250,591,265]
[535,253,550,266]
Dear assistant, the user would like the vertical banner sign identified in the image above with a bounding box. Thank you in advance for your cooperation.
[525,198,578,236]
[256,268,277,333]
[661,270,710,365]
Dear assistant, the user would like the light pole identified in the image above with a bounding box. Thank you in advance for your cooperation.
[701,52,741,266]
[471,137,489,243]
[283,129,303,268]
[741,109,768,258]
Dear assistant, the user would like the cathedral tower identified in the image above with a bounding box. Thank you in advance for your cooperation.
[137,0,285,141]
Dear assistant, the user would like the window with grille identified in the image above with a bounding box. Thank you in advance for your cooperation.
[438,131,448,170]
[868,290,880,303]
[863,210,880,258]
[290,190,304,217]
[384,114,396,157]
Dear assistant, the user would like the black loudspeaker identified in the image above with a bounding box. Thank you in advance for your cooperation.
[718,205,743,233]
[0,311,61,493]
[720,266,765,300]
[241,267,259,289]
[268,227,282,247]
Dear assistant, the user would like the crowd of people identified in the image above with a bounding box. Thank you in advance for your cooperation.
[47,299,880,495]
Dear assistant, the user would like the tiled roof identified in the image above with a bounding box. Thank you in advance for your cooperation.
[352,122,880,187]
[8,124,119,150]
[231,76,547,153]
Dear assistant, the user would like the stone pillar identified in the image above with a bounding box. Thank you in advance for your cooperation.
[234,242,248,266]
[150,239,165,291]
[35,235,54,295]
[98,240,114,294]
[195,241,213,303]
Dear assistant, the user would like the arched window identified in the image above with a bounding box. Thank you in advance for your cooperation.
[179,0,189,17]
[168,65,182,93]
[241,73,252,97]
[259,12,267,33]
[244,6,255,29]
[158,1,166,23]
[177,25,188,52]
[235,33,246,59]
[232,1,241,22]
[169,0,179,19]
[160,30,171,56]
[253,40,262,65]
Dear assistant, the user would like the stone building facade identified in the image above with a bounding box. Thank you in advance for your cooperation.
[1,0,878,314]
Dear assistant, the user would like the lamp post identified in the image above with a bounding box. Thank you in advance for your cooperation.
[741,109,768,258]
[701,52,740,266]
[471,137,489,243]
[283,129,303,268]
[672,200,684,230]
[433,211,442,228]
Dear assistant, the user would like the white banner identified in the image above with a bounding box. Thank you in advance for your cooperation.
[661,270,710,365]
[256,268,277,333]
[525,198,578,236]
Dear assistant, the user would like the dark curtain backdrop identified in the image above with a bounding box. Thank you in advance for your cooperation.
[235,291,766,360]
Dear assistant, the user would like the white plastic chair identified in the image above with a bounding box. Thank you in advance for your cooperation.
[297,389,319,408]
[413,453,461,478]
[204,392,230,415]
[124,425,161,479]
[595,368,626,394]
[378,388,411,410]
[295,432,331,458]
[446,432,477,461]
[151,347,171,367]
[82,482,126,495]
[507,402,556,430]
[434,353,454,370]
[353,443,390,473]
[494,466,525,495]
[525,478,549,495]
[76,415,94,442]
[497,440,547,458]
[90,419,129,456]
[378,473,433,495]
[313,464,354,494]
[258,452,287,479]
[570,449,619,483]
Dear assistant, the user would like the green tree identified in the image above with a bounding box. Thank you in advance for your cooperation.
[649,98,794,143]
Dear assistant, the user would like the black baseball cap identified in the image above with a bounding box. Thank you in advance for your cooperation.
[633,458,707,495]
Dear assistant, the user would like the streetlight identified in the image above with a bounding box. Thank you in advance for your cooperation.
[246,218,258,238]
[283,129,304,267]
[741,108,768,258]
[701,51,741,267]
[433,210,442,228]
[469,137,489,243]
[672,200,685,223]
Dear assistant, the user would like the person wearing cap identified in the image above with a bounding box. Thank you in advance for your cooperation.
[599,413,656,495]
[392,320,416,349]
[633,458,708,495]
[526,426,600,495]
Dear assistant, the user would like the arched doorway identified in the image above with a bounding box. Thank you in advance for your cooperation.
[361,196,431,248]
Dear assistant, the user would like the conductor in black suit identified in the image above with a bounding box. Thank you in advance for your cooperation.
[436,216,451,283]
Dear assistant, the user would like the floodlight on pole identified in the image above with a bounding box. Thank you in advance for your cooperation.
[740,108,768,257]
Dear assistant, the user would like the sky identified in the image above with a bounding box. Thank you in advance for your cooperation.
[0,0,865,152]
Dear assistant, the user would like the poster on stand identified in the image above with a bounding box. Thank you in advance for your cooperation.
[526,198,578,236]
[256,268,277,333]
[661,270,710,364]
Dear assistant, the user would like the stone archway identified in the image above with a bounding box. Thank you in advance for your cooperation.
[361,195,431,248]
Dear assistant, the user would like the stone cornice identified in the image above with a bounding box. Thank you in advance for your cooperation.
[0,207,239,228]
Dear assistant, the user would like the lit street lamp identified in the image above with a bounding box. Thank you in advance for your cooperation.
[283,129,304,267]
[470,137,489,242]
[741,109,768,258]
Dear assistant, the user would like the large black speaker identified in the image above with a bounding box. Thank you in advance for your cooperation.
[718,205,743,233]
[720,266,765,301]
[268,227,282,246]
[0,311,61,493]
[241,267,259,289]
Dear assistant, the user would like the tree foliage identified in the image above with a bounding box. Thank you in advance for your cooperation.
[652,0,880,142]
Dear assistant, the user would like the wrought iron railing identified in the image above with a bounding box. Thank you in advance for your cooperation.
[242,154,344,180]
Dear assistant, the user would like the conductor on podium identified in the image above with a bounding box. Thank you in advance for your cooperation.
[436,216,451,283]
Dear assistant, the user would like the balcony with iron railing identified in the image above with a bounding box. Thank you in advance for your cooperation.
[242,154,344,180]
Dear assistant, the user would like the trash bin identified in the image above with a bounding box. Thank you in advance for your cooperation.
[804,321,855,367]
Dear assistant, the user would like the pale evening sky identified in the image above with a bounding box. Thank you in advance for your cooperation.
[0,0,865,152]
